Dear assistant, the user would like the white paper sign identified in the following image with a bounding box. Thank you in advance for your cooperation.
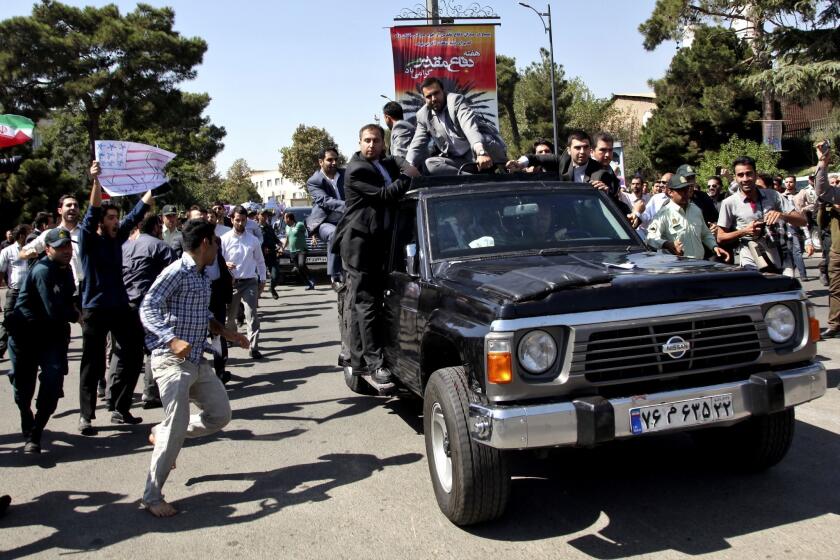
[94,140,176,196]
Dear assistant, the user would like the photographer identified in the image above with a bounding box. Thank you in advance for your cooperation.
[716,156,806,270]
[810,142,840,338]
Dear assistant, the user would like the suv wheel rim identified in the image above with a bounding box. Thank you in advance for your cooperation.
[430,402,453,493]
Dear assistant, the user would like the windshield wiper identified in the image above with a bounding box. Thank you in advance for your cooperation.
[539,248,568,256]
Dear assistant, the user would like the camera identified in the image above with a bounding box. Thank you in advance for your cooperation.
[0,155,23,174]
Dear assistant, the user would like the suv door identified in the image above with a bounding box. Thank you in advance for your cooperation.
[383,200,422,393]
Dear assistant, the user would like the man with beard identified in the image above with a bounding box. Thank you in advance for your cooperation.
[305,147,345,289]
[220,205,266,360]
[7,228,79,453]
[333,124,419,386]
[77,161,153,435]
[20,194,84,295]
[717,156,806,269]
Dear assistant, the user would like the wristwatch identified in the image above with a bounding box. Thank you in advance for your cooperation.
[476,149,488,157]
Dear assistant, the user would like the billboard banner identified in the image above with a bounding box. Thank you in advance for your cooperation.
[390,24,499,128]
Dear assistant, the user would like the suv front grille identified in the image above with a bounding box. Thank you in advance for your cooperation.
[573,315,762,384]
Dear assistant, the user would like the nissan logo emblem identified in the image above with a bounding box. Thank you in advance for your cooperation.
[662,336,690,359]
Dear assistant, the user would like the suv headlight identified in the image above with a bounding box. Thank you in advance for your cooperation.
[517,330,557,374]
[765,304,795,343]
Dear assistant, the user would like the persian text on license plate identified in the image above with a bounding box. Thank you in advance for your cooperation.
[306,256,327,263]
[630,394,734,435]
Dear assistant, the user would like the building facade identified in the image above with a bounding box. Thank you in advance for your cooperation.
[250,169,309,207]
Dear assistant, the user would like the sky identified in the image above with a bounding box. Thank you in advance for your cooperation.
[0,0,677,176]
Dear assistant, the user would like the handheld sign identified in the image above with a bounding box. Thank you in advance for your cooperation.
[94,140,176,197]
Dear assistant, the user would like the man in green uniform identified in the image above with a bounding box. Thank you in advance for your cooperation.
[646,167,730,261]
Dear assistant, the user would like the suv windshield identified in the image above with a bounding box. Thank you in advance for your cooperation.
[427,189,636,260]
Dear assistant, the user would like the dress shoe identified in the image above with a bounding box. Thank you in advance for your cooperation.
[23,441,41,454]
[250,349,263,360]
[331,280,346,293]
[97,385,106,398]
[112,411,143,425]
[820,327,840,340]
[0,495,10,518]
[271,289,280,300]
[305,282,315,291]
[371,367,393,384]
[78,417,96,436]
[820,273,829,286]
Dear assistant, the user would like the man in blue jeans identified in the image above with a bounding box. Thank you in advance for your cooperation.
[7,228,79,453]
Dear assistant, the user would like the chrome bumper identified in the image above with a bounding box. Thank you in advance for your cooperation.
[468,362,827,449]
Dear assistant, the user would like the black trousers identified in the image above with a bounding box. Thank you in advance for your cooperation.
[79,306,142,419]
[8,324,69,437]
[0,287,20,353]
[266,254,281,290]
[344,265,385,372]
[210,298,228,379]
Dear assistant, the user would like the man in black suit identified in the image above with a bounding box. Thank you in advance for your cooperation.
[333,124,419,385]
[305,146,345,287]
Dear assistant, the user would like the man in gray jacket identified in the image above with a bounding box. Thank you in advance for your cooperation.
[405,76,506,175]
[383,101,415,158]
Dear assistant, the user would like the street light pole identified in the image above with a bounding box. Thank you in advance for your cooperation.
[519,2,558,153]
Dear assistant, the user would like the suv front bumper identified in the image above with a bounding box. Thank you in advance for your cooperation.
[467,362,826,449]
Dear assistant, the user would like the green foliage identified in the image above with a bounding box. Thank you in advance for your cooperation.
[496,54,520,151]
[278,124,346,186]
[0,2,224,227]
[513,48,572,154]
[639,26,762,173]
[697,135,781,181]
[565,78,616,135]
[640,1,840,104]
[220,158,260,204]
[0,1,209,157]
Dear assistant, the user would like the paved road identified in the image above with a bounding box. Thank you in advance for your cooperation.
[0,268,838,559]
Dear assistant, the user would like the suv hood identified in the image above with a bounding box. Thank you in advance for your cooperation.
[436,251,800,318]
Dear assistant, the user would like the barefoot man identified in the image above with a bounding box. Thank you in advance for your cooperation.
[139,219,248,517]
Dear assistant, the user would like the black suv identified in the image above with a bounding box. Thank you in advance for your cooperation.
[275,206,328,282]
[341,174,827,525]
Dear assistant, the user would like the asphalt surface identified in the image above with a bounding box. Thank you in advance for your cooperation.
[0,262,838,559]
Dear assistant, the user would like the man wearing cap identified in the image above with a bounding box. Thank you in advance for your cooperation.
[161,205,184,257]
[646,169,730,261]
[6,227,79,453]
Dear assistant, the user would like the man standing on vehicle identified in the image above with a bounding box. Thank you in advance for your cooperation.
[333,124,419,386]
[382,101,415,158]
[405,76,506,175]
[305,147,346,289]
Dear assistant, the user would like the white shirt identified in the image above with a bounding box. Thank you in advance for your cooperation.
[220,229,266,282]
[0,242,29,290]
[569,165,586,183]
[22,224,83,283]
[214,223,231,238]
[638,192,671,238]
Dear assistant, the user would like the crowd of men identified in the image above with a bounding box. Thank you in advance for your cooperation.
[0,75,837,520]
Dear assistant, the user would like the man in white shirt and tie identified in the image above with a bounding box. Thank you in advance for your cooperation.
[221,205,266,360]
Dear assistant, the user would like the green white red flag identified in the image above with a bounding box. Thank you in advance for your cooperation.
[0,114,35,148]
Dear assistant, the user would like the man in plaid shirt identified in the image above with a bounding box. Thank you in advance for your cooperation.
[140,219,248,518]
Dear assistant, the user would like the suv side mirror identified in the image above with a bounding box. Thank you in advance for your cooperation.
[405,243,419,277]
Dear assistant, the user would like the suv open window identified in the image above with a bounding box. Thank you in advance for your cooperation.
[389,201,419,274]
[426,189,636,260]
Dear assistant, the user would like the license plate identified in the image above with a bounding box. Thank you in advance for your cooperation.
[629,394,734,435]
[306,256,327,263]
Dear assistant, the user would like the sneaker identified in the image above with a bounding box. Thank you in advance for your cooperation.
[249,349,263,360]
[23,441,41,454]
[371,367,393,384]
[78,417,96,436]
[305,282,315,291]
[142,399,163,410]
[112,411,143,425]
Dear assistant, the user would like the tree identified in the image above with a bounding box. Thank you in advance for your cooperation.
[697,135,782,181]
[278,125,345,186]
[220,158,260,204]
[639,0,840,117]
[513,48,572,153]
[0,1,208,158]
[639,26,762,172]
[496,55,521,151]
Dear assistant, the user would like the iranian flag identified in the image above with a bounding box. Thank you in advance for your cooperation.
[0,114,35,148]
